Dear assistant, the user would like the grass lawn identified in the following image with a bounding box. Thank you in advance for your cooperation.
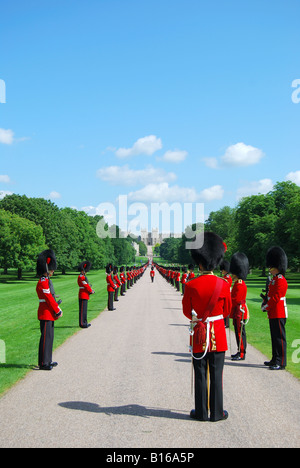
[0,267,299,397]
[0,269,108,396]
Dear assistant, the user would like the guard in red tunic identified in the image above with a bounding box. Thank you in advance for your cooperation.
[181,267,188,295]
[78,261,94,328]
[106,264,116,310]
[186,264,195,282]
[262,246,288,370]
[150,266,155,282]
[36,250,63,371]
[183,232,231,422]
[120,266,126,296]
[220,260,232,327]
[175,267,181,291]
[113,266,121,301]
[229,252,249,361]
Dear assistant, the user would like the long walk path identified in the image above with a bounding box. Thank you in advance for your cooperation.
[0,269,299,448]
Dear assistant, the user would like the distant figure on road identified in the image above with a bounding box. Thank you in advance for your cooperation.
[150,266,155,283]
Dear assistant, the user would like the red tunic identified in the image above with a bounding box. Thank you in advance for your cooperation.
[182,275,231,353]
[120,272,126,284]
[223,273,233,288]
[230,280,249,320]
[114,274,121,288]
[265,274,288,319]
[78,273,93,300]
[106,273,116,292]
[181,273,188,284]
[150,270,155,277]
[36,277,61,321]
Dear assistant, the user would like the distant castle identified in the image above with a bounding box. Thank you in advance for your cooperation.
[140,228,181,246]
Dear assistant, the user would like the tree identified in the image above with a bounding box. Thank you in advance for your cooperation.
[205,206,238,261]
[235,194,277,273]
[138,241,147,257]
[0,209,46,278]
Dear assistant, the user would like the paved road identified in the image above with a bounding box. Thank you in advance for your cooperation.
[0,269,299,448]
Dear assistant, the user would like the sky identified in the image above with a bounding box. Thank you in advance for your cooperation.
[1,0,300,234]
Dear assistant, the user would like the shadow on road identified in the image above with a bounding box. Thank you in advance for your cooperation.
[58,402,189,420]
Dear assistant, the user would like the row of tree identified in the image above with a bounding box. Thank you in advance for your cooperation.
[159,182,300,273]
[0,195,145,278]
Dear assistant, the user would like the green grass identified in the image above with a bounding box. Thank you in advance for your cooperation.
[0,268,299,397]
[0,269,108,396]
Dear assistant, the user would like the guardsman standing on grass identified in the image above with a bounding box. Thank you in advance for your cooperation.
[106,264,116,311]
[229,253,249,361]
[36,250,63,371]
[262,246,288,370]
[78,261,95,329]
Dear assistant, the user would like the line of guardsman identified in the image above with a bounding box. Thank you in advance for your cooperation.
[105,263,148,311]
[153,243,288,369]
[35,249,149,371]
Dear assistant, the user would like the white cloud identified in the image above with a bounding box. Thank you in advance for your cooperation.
[115,135,162,158]
[49,191,61,200]
[0,190,13,200]
[199,185,224,201]
[237,178,274,199]
[161,150,188,163]
[203,142,265,169]
[97,165,177,186]
[127,182,224,203]
[0,128,14,145]
[0,175,11,183]
[286,170,300,186]
[221,142,265,167]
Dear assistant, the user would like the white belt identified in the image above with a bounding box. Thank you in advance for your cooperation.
[39,299,46,303]
[199,314,224,323]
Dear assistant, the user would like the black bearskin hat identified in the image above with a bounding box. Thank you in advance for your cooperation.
[190,232,226,271]
[106,264,112,274]
[266,246,288,276]
[78,261,92,272]
[37,249,57,276]
[220,260,230,273]
[230,252,249,281]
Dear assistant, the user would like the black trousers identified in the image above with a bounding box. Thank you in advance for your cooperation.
[39,320,54,367]
[233,319,247,358]
[269,318,287,367]
[108,291,114,310]
[79,299,88,328]
[193,351,225,421]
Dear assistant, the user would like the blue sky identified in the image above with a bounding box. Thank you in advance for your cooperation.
[1,0,300,233]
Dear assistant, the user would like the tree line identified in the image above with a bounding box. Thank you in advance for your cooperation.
[0,194,144,278]
[159,181,300,273]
